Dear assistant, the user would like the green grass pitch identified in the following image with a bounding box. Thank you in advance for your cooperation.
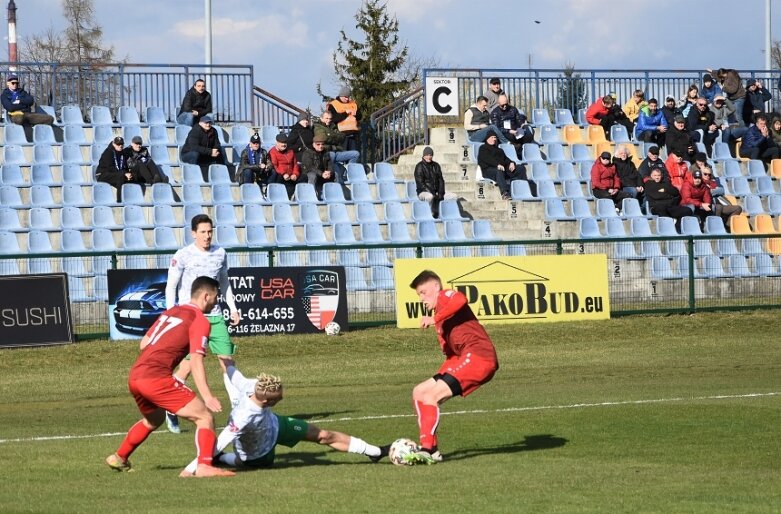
[0,311,779,513]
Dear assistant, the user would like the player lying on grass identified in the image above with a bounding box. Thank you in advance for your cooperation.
[180,364,389,476]
[409,269,499,464]
[105,276,234,478]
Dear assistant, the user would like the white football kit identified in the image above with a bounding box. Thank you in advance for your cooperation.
[165,243,237,316]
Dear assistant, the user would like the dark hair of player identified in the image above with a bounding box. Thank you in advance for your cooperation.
[190,276,219,297]
[190,214,213,232]
[409,270,442,289]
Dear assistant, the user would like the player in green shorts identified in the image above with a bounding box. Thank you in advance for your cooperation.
[179,365,390,476]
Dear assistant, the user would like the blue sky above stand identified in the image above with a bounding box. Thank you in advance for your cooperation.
[5,0,779,110]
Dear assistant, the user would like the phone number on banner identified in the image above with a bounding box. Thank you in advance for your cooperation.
[224,307,297,335]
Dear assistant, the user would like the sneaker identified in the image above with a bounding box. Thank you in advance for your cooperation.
[369,444,390,463]
[409,449,443,465]
[165,411,181,434]
[105,453,131,472]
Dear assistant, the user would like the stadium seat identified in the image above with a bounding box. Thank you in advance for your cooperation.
[323,182,347,203]
[404,180,418,201]
[150,144,172,166]
[230,125,252,145]
[351,182,375,203]
[472,220,497,240]
[121,227,149,251]
[120,183,147,206]
[208,164,232,184]
[145,106,168,126]
[299,202,322,224]
[214,225,240,248]
[729,214,752,234]
[743,195,765,216]
[118,106,141,126]
[346,266,375,291]
[532,109,551,126]
[175,125,191,145]
[605,218,627,237]
[32,144,58,165]
[596,198,619,219]
[510,180,536,201]
[444,220,468,241]
[555,161,578,182]
[439,200,466,221]
[304,222,328,245]
[334,222,358,245]
[211,184,237,205]
[384,201,406,223]
[416,220,440,242]
[704,216,727,235]
[371,266,394,290]
[25,230,53,255]
[274,224,299,246]
[242,204,267,226]
[59,206,88,230]
[122,205,150,228]
[240,183,265,204]
[91,206,120,229]
[261,125,280,146]
[411,200,435,221]
[182,163,206,185]
[655,217,678,236]
[360,222,385,244]
[356,202,379,223]
[153,204,178,227]
[4,124,29,145]
[579,218,602,238]
[755,176,776,196]
[122,125,142,143]
[536,180,558,200]
[699,255,727,278]
[272,203,295,225]
[563,125,586,145]
[3,145,26,166]
[0,208,23,231]
[366,248,391,266]
[554,109,575,127]
[90,106,114,125]
[539,124,560,144]
[147,125,169,146]
[182,184,206,205]
[61,105,84,126]
[346,163,368,184]
[680,216,702,236]
[0,186,25,208]
[730,177,751,197]
[609,125,630,143]
[544,199,569,220]
[294,183,319,204]
[389,221,413,243]
[754,253,780,276]
[522,143,544,162]
[621,198,645,218]
[586,125,607,143]
[727,255,753,277]
[373,162,396,182]
[650,257,682,280]
[1,165,26,187]
[614,241,640,259]
[563,180,586,199]
[377,182,400,202]
[215,204,239,227]
[246,224,270,247]
[30,185,58,209]
[62,144,89,166]
[571,198,593,218]
[747,160,766,178]
[33,125,57,145]
[530,161,553,182]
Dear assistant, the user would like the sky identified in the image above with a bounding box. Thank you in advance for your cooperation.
[4,0,780,111]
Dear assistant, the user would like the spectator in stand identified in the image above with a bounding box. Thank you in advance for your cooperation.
[237,133,272,191]
[585,95,632,140]
[739,113,780,168]
[414,147,458,219]
[177,79,212,126]
[621,89,646,132]
[644,169,691,231]
[126,136,168,184]
[591,151,631,211]
[700,73,722,104]
[665,115,695,162]
[180,115,226,182]
[710,94,746,157]
[96,137,141,202]
[769,115,781,147]
[686,97,719,156]
[638,145,669,182]
[680,170,716,227]
[268,133,301,198]
[689,152,710,175]
[635,98,668,146]
[679,84,699,117]
[665,151,692,191]
[477,133,531,200]
[286,112,313,162]
[661,94,682,126]
[743,78,773,126]
[490,94,535,152]
[713,67,746,127]
[484,77,504,112]
[302,134,335,200]
[613,145,644,203]
[464,96,508,144]
[327,86,361,152]
[1,74,54,130]
[701,165,742,230]
[313,110,359,184]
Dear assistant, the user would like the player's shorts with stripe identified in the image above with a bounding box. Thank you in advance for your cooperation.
[184,314,235,361]
[128,376,195,416]
[242,414,309,468]
[436,352,497,397]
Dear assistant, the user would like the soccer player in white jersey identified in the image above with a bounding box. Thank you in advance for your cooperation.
[164,214,240,433]
[179,364,389,476]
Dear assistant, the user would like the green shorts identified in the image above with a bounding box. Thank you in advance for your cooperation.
[185,315,235,360]
[242,414,309,468]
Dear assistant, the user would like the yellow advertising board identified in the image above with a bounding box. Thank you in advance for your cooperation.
[394,255,610,328]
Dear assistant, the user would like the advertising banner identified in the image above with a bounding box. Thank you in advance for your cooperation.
[0,273,74,348]
[394,255,610,328]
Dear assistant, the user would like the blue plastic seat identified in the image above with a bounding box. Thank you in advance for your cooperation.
[153,204,178,227]
[510,180,536,200]
[741,238,765,256]
[123,205,150,228]
[118,106,141,125]
[754,254,780,276]
[554,109,575,126]
[629,217,652,237]
[230,125,251,145]
[722,162,742,181]
[59,206,87,230]
[33,125,57,145]
[90,106,114,125]
[333,222,357,245]
[145,106,168,126]
[346,266,375,291]
[323,182,347,204]
[327,203,351,224]
[214,225,240,248]
[274,223,299,246]
[544,198,569,220]
[0,185,25,208]
[33,144,58,165]
[444,220,468,241]
[62,144,89,165]
[411,200,435,221]
[4,124,29,145]
[621,198,645,218]
[417,220,441,242]
[92,125,114,147]
[1,164,26,187]
[694,240,715,257]
[539,124,560,144]
[154,226,179,251]
[372,266,395,290]
[246,224,270,247]
[712,142,734,161]
[294,183,319,204]
[208,164,232,184]
[91,205,119,229]
[743,194,765,216]
[119,227,148,252]
[337,248,362,266]
[699,255,727,278]
[351,182,375,203]
[147,125,169,146]
[522,143,544,162]
[148,183,174,205]
[437,199,464,221]
[214,204,239,227]
[563,180,586,199]
[610,125,630,143]
[184,205,206,229]
[60,231,91,277]
[747,160,766,178]
[472,220,497,240]
[0,231,22,258]
[3,145,27,165]
[579,218,602,238]
[730,177,751,197]
[304,223,328,245]
[147,144,171,166]
[755,176,776,196]
[596,198,619,218]
[0,208,23,231]
[175,125,191,145]
[664,239,687,257]
[347,163,368,183]
[532,109,551,126]
[384,201,407,223]
[614,241,640,259]
[571,198,592,218]
[555,161,577,181]
[571,144,592,164]
[360,221,384,243]
[651,257,682,279]
[28,230,54,254]
[531,161,553,182]
[714,238,739,257]
[61,105,84,126]
[680,216,702,235]
[272,203,296,225]
[211,184,237,205]
[377,182,400,202]
[355,202,378,223]
[266,183,290,204]
[122,125,142,144]
[30,185,58,208]
[182,184,206,205]
[373,162,396,182]
[297,202,320,224]
[119,183,146,206]
[244,204,268,226]
[547,144,568,164]
[704,216,727,235]
[366,248,390,266]
[389,221,413,242]
[727,254,753,277]
[240,183,265,204]
[655,216,678,236]
[605,218,627,237]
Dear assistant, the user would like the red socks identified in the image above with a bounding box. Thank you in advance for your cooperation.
[414,400,440,451]
[196,428,217,465]
[116,420,154,460]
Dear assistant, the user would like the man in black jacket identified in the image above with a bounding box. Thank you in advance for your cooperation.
[237,133,271,188]
[177,79,212,126]
[638,145,669,182]
[414,147,457,218]
[477,133,535,200]
[1,74,54,130]
[644,169,691,231]
[180,115,226,181]
[126,136,168,184]
[95,137,142,202]
[665,115,695,162]
[286,112,314,162]
[302,134,335,199]
[686,98,719,155]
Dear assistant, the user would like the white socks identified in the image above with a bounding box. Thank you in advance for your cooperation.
[218,453,239,466]
[348,436,381,457]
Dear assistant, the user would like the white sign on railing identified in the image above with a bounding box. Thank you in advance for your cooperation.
[425,77,458,117]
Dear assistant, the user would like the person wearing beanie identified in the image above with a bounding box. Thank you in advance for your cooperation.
[665,115,695,162]
[590,151,631,211]
[180,115,228,182]
[302,134,336,200]
[743,78,772,126]
[660,94,682,127]
[700,73,722,105]
[327,85,361,153]
[287,111,314,160]
[177,78,212,126]
[268,132,301,198]
[414,147,457,218]
[237,133,271,189]
[126,135,168,184]
[96,136,142,202]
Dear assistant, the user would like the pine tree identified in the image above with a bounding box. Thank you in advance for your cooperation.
[328,0,410,116]
[556,64,588,118]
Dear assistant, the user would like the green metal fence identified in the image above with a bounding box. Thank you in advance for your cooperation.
[4,234,780,339]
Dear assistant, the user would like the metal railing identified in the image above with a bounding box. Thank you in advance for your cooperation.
[370,87,424,163]
[3,234,780,339]
[252,86,304,129]
[2,62,255,123]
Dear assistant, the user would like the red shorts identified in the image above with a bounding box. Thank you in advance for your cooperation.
[128,376,196,416]
[437,352,497,397]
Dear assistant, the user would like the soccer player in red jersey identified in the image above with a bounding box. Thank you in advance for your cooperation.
[105,276,235,477]
[409,270,499,463]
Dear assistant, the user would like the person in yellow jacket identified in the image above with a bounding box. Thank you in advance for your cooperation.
[622,89,647,134]
[327,86,361,153]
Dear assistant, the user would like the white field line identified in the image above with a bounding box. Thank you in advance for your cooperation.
[1,391,778,445]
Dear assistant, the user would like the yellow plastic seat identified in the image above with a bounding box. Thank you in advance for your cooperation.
[586,125,607,144]
[729,214,752,234]
[563,124,585,144]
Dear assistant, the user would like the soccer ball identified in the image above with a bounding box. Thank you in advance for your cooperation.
[324,321,341,336]
[388,438,420,466]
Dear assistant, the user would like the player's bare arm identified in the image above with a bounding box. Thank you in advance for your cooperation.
[190,352,221,413]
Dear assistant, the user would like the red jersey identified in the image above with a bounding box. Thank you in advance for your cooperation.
[128,304,210,380]
[434,289,498,362]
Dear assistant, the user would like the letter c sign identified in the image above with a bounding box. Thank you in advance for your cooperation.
[425,77,458,118]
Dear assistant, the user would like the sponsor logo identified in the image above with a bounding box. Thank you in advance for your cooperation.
[300,270,339,330]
